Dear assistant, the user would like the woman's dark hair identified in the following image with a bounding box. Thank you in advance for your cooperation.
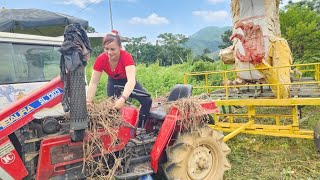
[103,30,121,46]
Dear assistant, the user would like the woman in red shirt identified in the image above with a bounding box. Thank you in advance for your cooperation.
[86,30,152,128]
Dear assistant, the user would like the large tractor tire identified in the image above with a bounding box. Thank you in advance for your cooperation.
[164,127,231,180]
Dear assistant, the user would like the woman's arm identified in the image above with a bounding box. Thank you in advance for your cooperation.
[114,65,136,109]
[86,70,102,103]
[122,65,136,98]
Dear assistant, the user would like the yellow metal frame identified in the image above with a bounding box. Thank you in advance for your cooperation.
[184,63,320,141]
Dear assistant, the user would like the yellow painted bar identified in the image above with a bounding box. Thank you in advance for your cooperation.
[184,74,188,84]
[213,113,218,124]
[316,64,318,80]
[205,74,209,93]
[299,130,315,134]
[275,115,280,126]
[315,64,320,81]
[222,121,254,142]
[247,105,255,117]
[184,62,319,76]
[318,64,320,81]
[216,114,292,118]
[191,80,320,90]
[214,98,320,106]
[210,126,314,139]
[315,64,318,81]
[292,106,299,127]
[229,116,234,124]
[222,72,229,100]
[215,122,293,130]
[191,81,320,97]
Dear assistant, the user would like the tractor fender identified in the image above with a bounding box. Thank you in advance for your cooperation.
[150,107,180,173]
[150,101,218,173]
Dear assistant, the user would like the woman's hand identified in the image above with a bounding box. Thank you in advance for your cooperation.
[86,99,94,109]
[114,97,126,109]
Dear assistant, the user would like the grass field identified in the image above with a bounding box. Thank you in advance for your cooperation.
[224,105,320,180]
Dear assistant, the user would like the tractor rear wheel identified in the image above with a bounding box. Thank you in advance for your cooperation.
[163,127,231,180]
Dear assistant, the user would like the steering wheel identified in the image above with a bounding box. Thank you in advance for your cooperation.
[114,85,151,98]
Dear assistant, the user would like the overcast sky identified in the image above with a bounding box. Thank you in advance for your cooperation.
[2,0,296,42]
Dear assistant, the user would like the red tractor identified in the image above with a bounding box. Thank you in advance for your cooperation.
[0,75,230,179]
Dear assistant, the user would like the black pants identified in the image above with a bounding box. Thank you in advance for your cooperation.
[107,78,152,127]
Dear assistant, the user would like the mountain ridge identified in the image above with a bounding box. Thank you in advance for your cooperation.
[183,26,231,56]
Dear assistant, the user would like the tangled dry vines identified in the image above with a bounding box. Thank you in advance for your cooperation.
[163,97,211,132]
[83,98,124,179]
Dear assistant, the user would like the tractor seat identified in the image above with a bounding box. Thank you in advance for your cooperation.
[149,84,192,121]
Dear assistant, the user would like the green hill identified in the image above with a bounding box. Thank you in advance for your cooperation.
[184,26,231,55]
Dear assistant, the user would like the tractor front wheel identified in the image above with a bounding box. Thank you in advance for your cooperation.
[163,127,231,180]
